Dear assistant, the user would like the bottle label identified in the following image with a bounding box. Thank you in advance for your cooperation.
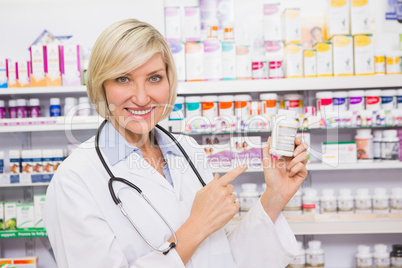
[390,198,402,212]
[321,200,337,213]
[357,257,373,267]
[373,198,389,212]
[374,257,390,267]
[338,199,354,213]
[355,199,372,212]
[391,256,402,266]
[290,255,306,265]
[367,96,380,105]
[240,196,259,214]
[333,97,346,106]
[349,96,363,105]
[381,141,400,160]
[307,254,324,266]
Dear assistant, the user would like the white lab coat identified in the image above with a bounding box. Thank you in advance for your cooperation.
[44,126,298,268]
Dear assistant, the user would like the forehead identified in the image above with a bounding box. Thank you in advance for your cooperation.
[126,52,166,75]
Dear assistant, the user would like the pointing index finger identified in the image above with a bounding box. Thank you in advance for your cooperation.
[219,164,248,186]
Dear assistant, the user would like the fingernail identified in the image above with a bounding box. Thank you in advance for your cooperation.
[241,164,248,169]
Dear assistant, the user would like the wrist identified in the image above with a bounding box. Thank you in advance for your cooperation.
[260,190,286,223]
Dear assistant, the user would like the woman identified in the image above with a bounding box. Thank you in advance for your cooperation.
[44,19,309,268]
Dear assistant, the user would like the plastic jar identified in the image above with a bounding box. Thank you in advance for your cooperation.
[185,96,202,119]
[260,93,277,116]
[218,95,234,117]
[333,91,348,112]
[206,18,218,39]
[234,94,252,129]
[355,188,372,214]
[348,90,365,111]
[391,244,402,267]
[283,189,302,215]
[64,97,78,116]
[78,97,92,116]
[239,183,259,216]
[284,94,302,113]
[373,244,390,268]
[390,187,402,213]
[320,188,337,214]
[16,99,27,118]
[373,130,382,161]
[28,98,40,118]
[202,95,218,122]
[397,88,402,110]
[268,57,285,79]
[365,89,382,111]
[270,109,298,158]
[0,100,5,119]
[386,51,402,74]
[8,99,17,119]
[251,56,268,79]
[169,96,185,120]
[338,188,354,213]
[372,188,389,214]
[222,21,234,41]
[356,245,373,268]
[381,130,400,160]
[374,50,386,75]
[303,188,320,214]
[355,129,373,161]
[288,241,306,268]
[50,98,61,117]
[381,89,397,111]
[316,91,333,113]
[306,240,325,268]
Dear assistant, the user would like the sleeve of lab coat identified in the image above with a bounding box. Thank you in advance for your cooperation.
[44,165,185,268]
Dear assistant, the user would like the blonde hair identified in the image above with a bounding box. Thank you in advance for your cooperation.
[87,19,177,120]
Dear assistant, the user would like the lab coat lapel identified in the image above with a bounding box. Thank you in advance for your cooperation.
[165,154,185,201]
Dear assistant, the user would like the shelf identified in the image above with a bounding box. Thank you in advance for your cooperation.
[0,86,87,96]
[0,173,53,185]
[0,229,47,239]
[178,75,402,95]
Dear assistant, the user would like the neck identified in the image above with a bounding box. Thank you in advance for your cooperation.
[111,120,155,151]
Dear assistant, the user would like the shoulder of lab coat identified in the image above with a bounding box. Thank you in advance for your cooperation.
[44,136,186,268]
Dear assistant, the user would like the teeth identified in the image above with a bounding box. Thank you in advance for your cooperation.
[127,107,153,115]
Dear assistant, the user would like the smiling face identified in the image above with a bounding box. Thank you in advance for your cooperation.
[104,52,170,145]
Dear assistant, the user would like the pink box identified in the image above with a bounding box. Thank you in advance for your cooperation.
[17,61,31,87]
[60,45,82,86]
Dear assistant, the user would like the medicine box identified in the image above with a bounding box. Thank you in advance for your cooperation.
[164,6,181,42]
[0,58,7,88]
[16,203,35,229]
[321,141,357,164]
[17,61,31,87]
[30,45,46,87]
[303,49,317,78]
[203,39,222,81]
[284,43,303,78]
[327,0,350,38]
[354,34,374,75]
[168,42,186,82]
[60,45,82,86]
[331,35,354,76]
[351,0,370,35]
[45,44,62,86]
[313,42,333,77]
[222,42,236,80]
[0,203,3,230]
[0,256,38,268]
[34,194,46,228]
[282,9,301,43]
[183,6,201,42]
[185,42,204,81]
[7,59,18,88]
[263,3,282,41]
[236,45,252,80]
[4,202,17,230]
[231,136,262,167]
[265,41,284,61]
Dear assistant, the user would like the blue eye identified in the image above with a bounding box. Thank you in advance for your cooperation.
[116,77,129,83]
[150,75,162,83]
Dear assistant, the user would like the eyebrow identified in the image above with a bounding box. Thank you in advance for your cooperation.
[147,68,165,75]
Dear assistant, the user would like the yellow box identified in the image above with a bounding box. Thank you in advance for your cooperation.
[303,49,317,78]
[354,34,374,75]
[284,43,303,78]
[331,35,354,76]
[313,42,333,77]
[327,0,350,39]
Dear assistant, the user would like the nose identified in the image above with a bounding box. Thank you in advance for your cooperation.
[130,81,150,106]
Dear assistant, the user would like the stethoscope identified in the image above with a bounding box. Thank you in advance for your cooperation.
[95,119,206,255]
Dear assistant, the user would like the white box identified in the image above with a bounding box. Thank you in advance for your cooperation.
[331,35,354,76]
[17,203,35,229]
[17,61,30,87]
[285,44,303,78]
[30,45,46,87]
[164,6,181,42]
[203,40,222,81]
[183,6,201,41]
[236,45,251,80]
[222,42,236,80]
[314,42,333,77]
[45,44,62,86]
[185,42,204,81]
[0,58,7,88]
[263,3,282,41]
[168,42,186,82]
[60,45,82,86]
[351,0,370,35]
[321,141,357,164]
[265,41,284,61]
[34,194,46,228]
[282,9,301,43]
[354,34,374,75]
[4,202,16,230]
[303,49,317,77]
[327,0,350,38]
[7,59,18,87]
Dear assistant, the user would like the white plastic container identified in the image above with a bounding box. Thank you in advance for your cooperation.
[355,129,373,161]
[270,110,298,158]
[316,91,333,113]
[381,129,400,161]
[356,245,373,268]
[236,46,252,80]
[77,97,92,116]
[306,240,325,268]
[239,183,259,216]
[348,90,365,111]
[185,96,202,119]
[397,88,402,109]
[373,244,390,268]
[260,93,277,116]
[28,98,40,118]
[169,96,185,132]
[288,241,306,268]
[283,189,302,215]
[365,89,382,111]
[169,42,186,82]
[164,7,181,42]
[284,94,302,114]
[338,188,354,214]
[201,95,218,131]
[303,188,320,215]
[251,56,268,80]
[333,91,348,112]
[390,187,402,213]
[381,89,397,111]
[218,95,234,117]
[234,94,251,130]
[64,97,78,117]
[320,188,337,214]
[355,188,372,214]
[373,130,382,161]
[303,49,317,78]
[185,42,204,81]
[372,188,389,214]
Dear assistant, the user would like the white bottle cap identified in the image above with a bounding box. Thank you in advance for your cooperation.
[284,94,301,100]
[8,99,16,107]
[333,91,348,98]
[185,96,202,103]
[322,188,335,196]
[381,89,397,96]
[373,130,383,138]
[339,188,352,196]
[241,183,257,191]
[260,93,278,100]
[50,98,61,105]
[364,89,382,97]
[234,94,252,101]
[0,100,4,107]
[383,129,397,137]
[357,245,371,254]
[65,97,77,105]
[218,95,234,102]
[316,91,333,99]
[374,188,387,196]
[78,97,90,104]
[16,99,27,106]
[374,244,387,253]
[356,188,369,196]
[397,88,402,95]
[175,96,184,103]
[201,95,218,102]
[356,129,372,137]
[348,90,365,97]
[28,98,40,106]
[308,240,321,249]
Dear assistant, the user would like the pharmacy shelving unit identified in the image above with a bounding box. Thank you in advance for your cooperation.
[0,229,47,239]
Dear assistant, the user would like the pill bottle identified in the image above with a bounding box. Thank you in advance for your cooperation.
[64,97,78,116]
[42,149,53,173]
[202,95,218,130]
[372,188,389,214]
[348,90,365,111]
[268,57,285,79]
[397,88,402,109]
[355,129,373,161]
[50,98,62,117]
[260,93,277,116]
[316,91,333,113]
[373,130,382,161]
[21,150,33,174]
[78,97,92,116]
[31,149,43,174]
[390,244,402,267]
[338,188,354,213]
[0,100,5,119]
[320,188,337,214]
[287,241,306,268]
[8,99,17,119]
[355,188,372,214]
[381,130,400,161]
[222,21,234,41]
[185,96,202,119]
[381,89,397,111]
[284,94,302,114]
[306,240,325,268]
[169,96,185,120]
[251,56,268,79]
[333,91,348,112]
[283,188,302,215]
[356,245,373,268]
[28,98,40,118]
[386,51,402,74]
[270,109,298,158]
[365,89,382,111]
[0,151,4,174]
[218,95,234,117]
[52,149,64,172]
[234,94,251,130]
[303,188,319,214]
[390,187,402,213]
[373,244,390,268]
[239,183,259,216]
[9,150,21,174]
[16,98,28,118]
[374,50,386,75]
[206,18,219,39]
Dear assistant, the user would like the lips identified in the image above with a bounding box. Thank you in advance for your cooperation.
[126,107,155,115]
